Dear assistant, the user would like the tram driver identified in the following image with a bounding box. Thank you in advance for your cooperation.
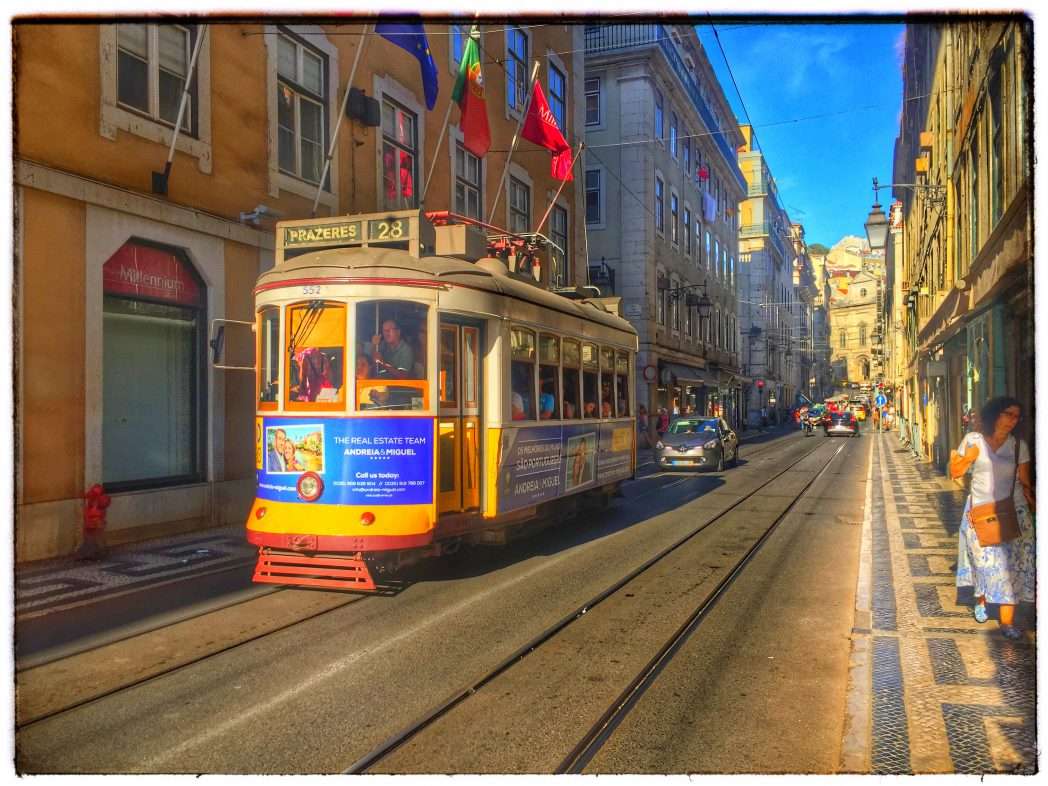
[366,319,416,380]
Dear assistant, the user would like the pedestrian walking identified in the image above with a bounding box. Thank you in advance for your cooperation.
[656,407,670,438]
[949,396,1035,639]
[872,405,881,431]
[637,405,652,450]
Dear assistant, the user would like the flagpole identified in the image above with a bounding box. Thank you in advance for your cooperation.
[422,18,480,207]
[532,141,584,235]
[311,23,371,218]
[487,59,541,226]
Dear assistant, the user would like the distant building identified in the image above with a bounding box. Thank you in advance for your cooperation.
[828,267,882,388]
[737,125,799,424]
[584,23,745,424]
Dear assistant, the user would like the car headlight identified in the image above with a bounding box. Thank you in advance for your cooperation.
[703,439,718,449]
[655,440,664,450]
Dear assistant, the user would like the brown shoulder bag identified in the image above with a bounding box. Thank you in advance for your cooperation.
[968,436,1021,547]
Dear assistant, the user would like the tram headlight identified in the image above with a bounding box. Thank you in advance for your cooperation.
[296,472,324,502]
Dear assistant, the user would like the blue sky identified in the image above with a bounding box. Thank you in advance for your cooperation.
[695,20,906,249]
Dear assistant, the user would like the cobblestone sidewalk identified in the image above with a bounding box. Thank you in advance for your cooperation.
[844,432,1036,774]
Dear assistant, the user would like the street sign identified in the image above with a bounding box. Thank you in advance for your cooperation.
[875,393,887,407]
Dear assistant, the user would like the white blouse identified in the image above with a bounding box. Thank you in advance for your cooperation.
[957,432,1030,508]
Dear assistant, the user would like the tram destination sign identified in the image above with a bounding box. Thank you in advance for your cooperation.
[280,214,417,249]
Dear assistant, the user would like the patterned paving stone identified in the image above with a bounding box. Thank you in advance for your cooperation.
[847,434,1036,773]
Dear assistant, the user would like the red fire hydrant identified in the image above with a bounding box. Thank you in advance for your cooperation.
[78,484,112,559]
[84,484,111,531]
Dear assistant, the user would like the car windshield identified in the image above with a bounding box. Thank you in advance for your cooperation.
[668,419,718,434]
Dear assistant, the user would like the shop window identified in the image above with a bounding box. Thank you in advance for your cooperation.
[510,327,536,420]
[355,300,428,411]
[539,333,560,419]
[562,339,581,419]
[102,241,205,490]
[258,306,280,406]
[582,343,599,418]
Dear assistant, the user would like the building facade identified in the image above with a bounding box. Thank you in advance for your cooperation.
[583,23,746,427]
[884,19,1032,469]
[808,249,834,401]
[737,125,799,425]
[828,267,882,389]
[789,224,818,404]
[15,20,585,560]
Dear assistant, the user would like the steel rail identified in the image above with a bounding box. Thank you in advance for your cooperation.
[557,441,846,773]
[344,435,833,774]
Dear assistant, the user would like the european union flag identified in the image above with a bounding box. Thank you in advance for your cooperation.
[376,20,439,110]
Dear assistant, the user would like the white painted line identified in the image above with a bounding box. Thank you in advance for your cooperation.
[840,431,876,772]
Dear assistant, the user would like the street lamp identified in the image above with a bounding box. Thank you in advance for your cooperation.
[661,279,713,327]
[864,177,946,250]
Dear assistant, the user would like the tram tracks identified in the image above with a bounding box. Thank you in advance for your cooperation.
[16,432,806,733]
[345,437,841,773]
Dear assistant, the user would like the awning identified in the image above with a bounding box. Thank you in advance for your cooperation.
[659,362,714,387]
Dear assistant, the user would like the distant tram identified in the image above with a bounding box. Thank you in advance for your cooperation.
[216,209,638,591]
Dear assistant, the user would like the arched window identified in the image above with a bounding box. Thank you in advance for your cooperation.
[102,240,206,489]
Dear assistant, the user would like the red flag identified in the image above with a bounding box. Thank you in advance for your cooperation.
[521,80,573,181]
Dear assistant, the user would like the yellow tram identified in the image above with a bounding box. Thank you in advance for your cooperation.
[222,209,638,591]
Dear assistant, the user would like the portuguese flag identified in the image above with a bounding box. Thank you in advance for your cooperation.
[451,26,491,158]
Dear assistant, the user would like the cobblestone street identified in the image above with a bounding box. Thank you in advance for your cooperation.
[846,431,1036,774]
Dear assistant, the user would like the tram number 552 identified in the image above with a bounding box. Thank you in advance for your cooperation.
[302,285,323,295]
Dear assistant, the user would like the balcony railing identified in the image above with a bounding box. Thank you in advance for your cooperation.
[738,222,786,260]
[584,23,745,189]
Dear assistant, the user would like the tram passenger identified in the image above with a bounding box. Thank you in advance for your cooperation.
[356,352,372,379]
[512,392,527,421]
[584,401,597,418]
[563,400,577,419]
[294,347,337,402]
[539,392,556,420]
[367,319,415,379]
[601,400,612,418]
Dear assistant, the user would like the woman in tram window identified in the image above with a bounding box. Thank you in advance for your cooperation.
[950,396,1035,639]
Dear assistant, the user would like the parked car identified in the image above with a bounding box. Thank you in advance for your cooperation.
[655,417,739,471]
[824,410,860,437]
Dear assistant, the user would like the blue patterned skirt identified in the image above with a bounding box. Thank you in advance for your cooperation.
[956,499,1036,604]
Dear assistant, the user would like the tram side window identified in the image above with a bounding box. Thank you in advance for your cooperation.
[600,347,615,418]
[286,301,345,405]
[258,306,280,404]
[510,327,536,421]
[356,300,429,411]
[616,351,631,416]
[538,333,560,420]
[562,339,581,419]
[582,342,599,418]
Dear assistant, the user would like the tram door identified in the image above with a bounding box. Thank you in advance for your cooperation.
[437,320,482,514]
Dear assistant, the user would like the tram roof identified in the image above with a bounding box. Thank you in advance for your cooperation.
[258,246,638,337]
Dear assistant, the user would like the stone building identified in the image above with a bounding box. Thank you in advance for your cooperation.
[583,23,745,426]
[828,267,882,388]
[737,125,799,425]
[14,20,586,560]
[877,18,1032,469]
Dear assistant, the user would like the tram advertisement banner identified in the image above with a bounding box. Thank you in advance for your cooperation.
[256,416,433,505]
[497,422,634,513]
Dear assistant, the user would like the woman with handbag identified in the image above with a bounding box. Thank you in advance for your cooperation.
[949,397,1035,640]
